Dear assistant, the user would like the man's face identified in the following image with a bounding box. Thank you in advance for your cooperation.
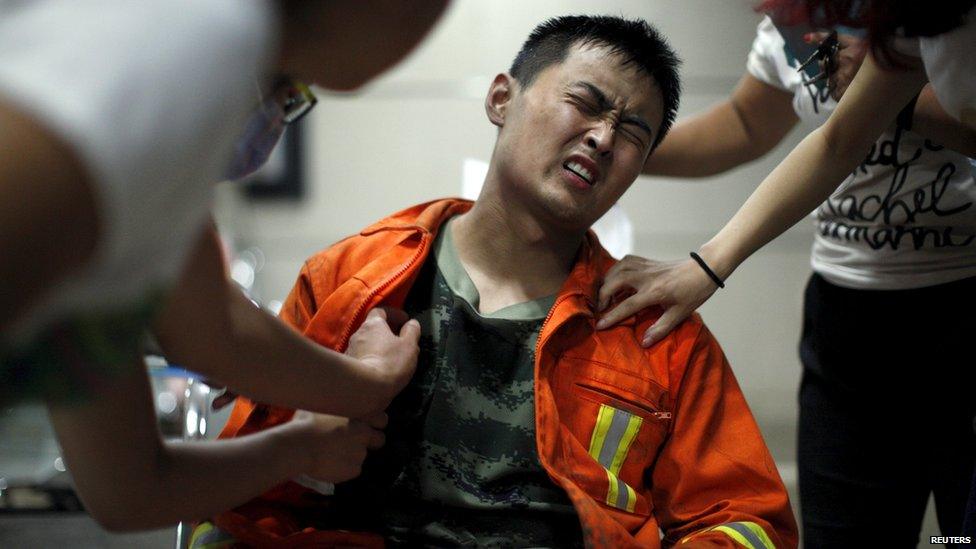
[490,43,664,231]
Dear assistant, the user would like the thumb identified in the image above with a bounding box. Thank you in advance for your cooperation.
[398,318,421,343]
[379,307,410,331]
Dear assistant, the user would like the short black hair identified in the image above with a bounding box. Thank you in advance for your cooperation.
[509,15,681,150]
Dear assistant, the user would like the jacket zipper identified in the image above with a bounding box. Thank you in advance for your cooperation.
[534,294,604,543]
[533,292,587,458]
[534,293,589,363]
[336,228,431,351]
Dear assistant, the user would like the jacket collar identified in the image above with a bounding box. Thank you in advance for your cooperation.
[359,198,473,236]
[367,198,615,315]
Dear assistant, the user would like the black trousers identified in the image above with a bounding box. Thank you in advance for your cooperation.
[798,273,976,548]
[965,468,976,539]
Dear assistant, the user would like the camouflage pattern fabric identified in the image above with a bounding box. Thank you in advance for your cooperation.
[336,217,584,547]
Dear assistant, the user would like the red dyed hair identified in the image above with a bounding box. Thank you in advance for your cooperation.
[757,0,975,68]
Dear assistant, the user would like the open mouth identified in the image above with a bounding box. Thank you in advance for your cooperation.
[564,161,594,185]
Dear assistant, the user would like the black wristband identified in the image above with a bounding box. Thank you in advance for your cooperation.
[689,252,725,289]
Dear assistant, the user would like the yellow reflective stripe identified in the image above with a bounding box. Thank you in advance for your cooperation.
[604,468,638,512]
[588,404,615,459]
[608,413,642,475]
[189,522,214,549]
[680,522,776,549]
[605,469,619,507]
[624,482,637,513]
[710,522,776,549]
[712,526,758,549]
[590,404,642,475]
[591,404,644,513]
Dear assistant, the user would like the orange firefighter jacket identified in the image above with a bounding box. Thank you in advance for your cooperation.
[213,199,798,549]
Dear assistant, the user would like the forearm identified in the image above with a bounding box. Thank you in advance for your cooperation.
[155,227,388,418]
[700,125,866,278]
[643,75,797,178]
[47,362,312,532]
[204,288,383,417]
[114,423,309,531]
[644,102,758,177]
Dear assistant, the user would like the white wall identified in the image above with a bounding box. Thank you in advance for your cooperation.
[215,0,819,466]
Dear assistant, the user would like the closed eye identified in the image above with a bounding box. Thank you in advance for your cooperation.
[569,94,600,115]
[619,123,649,149]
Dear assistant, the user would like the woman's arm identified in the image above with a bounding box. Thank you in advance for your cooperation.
[47,361,384,531]
[154,225,419,419]
[598,53,929,345]
[642,74,799,177]
[701,54,928,278]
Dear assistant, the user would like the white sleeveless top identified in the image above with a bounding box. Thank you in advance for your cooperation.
[0,0,278,343]
[919,5,976,128]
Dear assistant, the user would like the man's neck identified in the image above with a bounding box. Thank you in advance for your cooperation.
[451,187,583,315]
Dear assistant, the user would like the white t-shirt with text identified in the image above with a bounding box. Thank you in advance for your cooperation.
[747,16,976,290]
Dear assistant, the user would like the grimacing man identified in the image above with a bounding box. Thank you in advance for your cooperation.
[197,15,798,549]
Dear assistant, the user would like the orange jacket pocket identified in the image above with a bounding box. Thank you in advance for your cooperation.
[555,366,672,518]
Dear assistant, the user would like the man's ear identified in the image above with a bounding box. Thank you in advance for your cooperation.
[485,73,515,127]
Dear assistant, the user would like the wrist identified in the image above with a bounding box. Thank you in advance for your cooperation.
[270,416,313,477]
[689,252,724,289]
[698,239,738,281]
[353,355,392,406]
[324,353,385,417]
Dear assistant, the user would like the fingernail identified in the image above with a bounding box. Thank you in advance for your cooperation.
[595,319,607,330]
[641,336,654,347]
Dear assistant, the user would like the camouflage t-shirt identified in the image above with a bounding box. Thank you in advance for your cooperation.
[334,217,584,547]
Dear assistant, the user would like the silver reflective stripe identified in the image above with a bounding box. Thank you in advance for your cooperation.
[725,522,770,549]
[597,408,635,469]
[614,474,630,509]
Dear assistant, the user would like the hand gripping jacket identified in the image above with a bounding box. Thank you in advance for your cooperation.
[213,199,798,548]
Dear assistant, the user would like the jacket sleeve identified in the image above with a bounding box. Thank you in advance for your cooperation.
[649,324,798,549]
